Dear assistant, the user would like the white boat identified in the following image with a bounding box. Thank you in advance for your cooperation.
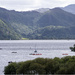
[29,50,42,55]
[29,45,42,55]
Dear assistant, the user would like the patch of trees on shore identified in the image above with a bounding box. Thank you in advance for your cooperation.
[70,44,75,52]
[4,56,75,74]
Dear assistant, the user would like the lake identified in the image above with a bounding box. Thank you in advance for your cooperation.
[0,40,75,75]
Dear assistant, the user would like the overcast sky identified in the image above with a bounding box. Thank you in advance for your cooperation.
[0,0,75,11]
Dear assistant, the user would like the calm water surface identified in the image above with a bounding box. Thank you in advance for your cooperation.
[0,40,75,75]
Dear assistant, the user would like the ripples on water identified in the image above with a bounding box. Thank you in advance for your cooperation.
[0,40,74,50]
[0,40,75,75]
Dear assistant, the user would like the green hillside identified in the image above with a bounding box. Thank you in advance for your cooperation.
[0,7,75,39]
[0,19,21,40]
[36,8,75,27]
[29,26,75,39]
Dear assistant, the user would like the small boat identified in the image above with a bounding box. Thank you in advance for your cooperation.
[0,48,2,50]
[8,61,13,64]
[12,52,17,53]
[29,45,42,55]
[29,49,42,55]
[29,53,42,55]
[62,53,68,55]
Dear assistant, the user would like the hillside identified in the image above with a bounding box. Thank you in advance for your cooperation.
[0,19,21,40]
[0,6,75,39]
[29,26,75,39]
[36,8,75,27]
[0,7,41,39]
[28,8,75,39]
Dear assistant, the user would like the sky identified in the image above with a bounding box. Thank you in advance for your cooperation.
[0,0,75,11]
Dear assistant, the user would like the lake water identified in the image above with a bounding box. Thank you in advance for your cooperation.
[0,40,75,75]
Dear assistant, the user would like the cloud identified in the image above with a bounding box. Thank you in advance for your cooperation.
[0,0,42,11]
[0,0,75,11]
[39,0,75,8]
[0,0,36,6]
[0,0,37,10]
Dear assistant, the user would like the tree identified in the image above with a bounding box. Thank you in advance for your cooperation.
[29,63,45,74]
[16,60,32,74]
[4,56,75,74]
[70,44,75,52]
[4,63,16,74]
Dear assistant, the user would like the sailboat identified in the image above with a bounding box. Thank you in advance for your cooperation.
[29,45,42,55]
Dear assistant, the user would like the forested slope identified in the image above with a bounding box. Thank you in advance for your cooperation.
[0,6,75,39]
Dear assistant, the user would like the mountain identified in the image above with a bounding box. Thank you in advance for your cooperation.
[36,8,75,27]
[0,7,75,39]
[0,7,40,27]
[62,4,75,14]
[28,8,75,39]
[0,7,41,39]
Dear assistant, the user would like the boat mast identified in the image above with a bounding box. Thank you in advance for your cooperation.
[34,44,37,53]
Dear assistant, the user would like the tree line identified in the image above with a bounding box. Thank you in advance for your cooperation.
[4,56,75,75]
